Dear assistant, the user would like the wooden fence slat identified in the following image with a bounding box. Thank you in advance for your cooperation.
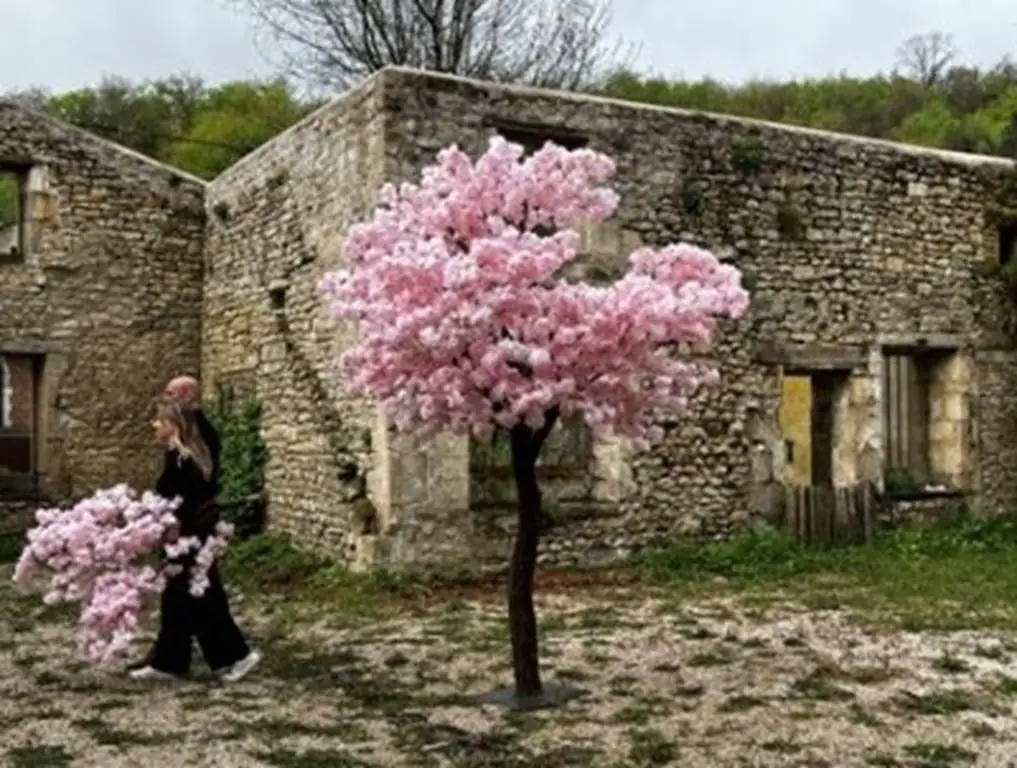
[780,482,876,548]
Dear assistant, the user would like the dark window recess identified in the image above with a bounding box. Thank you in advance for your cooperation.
[0,353,45,494]
[810,372,837,487]
[998,223,1017,266]
[492,121,588,156]
[0,164,27,264]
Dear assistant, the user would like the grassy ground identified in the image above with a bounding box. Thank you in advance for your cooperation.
[3,517,1017,766]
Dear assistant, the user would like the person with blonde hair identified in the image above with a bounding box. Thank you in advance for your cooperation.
[164,375,221,490]
[129,397,259,682]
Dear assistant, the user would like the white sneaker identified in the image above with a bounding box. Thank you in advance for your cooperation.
[128,666,179,681]
[221,650,261,682]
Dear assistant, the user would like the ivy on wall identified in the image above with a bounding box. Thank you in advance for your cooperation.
[206,394,268,538]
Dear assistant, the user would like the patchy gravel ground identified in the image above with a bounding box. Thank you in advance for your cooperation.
[3,573,1017,767]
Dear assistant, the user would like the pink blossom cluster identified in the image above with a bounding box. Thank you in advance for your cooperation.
[321,136,749,445]
[165,524,233,597]
[13,485,233,666]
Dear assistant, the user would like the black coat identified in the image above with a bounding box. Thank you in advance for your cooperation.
[155,410,222,539]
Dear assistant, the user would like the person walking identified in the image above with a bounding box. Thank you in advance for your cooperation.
[129,397,260,682]
[164,375,220,482]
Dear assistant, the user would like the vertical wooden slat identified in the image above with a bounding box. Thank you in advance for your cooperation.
[782,483,879,548]
[912,358,931,477]
[888,355,896,469]
[834,487,846,545]
[884,355,896,470]
[789,485,797,542]
[822,489,830,546]
[848,487,859,544]
[896,355,906,469]
[807,487,816,545]
[863,483,874,543]
[812,487,825,547]
[901,356,913,470]
[882,350,933,478]
[794,486,802,542]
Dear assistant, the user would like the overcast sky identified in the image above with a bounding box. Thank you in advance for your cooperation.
[2,0,1016,93]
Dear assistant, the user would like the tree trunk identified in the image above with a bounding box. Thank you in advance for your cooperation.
[507,408,559,698]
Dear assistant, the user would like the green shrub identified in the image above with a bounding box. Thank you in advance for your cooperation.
[206,395,268,538]
[639,513,1017,585]
[0,531,24,564]
[224,532,326,589]
[729,137,766,175]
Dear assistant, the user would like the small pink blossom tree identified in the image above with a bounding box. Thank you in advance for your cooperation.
[321,137,748,702]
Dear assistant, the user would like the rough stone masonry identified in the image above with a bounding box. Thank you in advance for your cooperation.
[0,101,205,532]
[7,68,1017,571]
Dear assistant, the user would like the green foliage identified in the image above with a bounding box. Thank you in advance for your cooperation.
[223,532,418,614]
[226,514,1017,631]
[13,75,314,181]
[679,179,706,216]
[469,429,513,466]
[46,75,206,161]
[729,137,766,175]
[601,69,1017,158]
[640,514,1017,585]
[206,395,268,538]
[0,531,24,564]
[224,533,326,590]
[162,80,309,179]
[883,468,929,495]
[0,171,20,229]
[641,522,813,583]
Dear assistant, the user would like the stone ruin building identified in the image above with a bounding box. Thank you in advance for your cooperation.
[3,66,1017,571]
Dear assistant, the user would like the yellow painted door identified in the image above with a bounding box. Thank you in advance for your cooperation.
[778,375,812,486]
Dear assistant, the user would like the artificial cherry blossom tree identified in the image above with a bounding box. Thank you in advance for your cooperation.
[321,136,748,703]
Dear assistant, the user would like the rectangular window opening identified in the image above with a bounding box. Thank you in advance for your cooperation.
[492,121,589,156]
[998,222,1017,266]
[0,352,45,494]
[0,164,28,263]
[881,346,958,493]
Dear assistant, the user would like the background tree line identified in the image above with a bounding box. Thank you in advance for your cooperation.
[2,30,1017,185]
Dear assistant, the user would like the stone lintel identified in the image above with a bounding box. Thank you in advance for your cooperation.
[0,341,56,355]
[753,341,865,371]
[878,333,965,350]
[0,155,33,169]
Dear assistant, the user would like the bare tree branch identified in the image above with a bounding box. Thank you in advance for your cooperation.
[225,0,633,91]
[895,32,958,87]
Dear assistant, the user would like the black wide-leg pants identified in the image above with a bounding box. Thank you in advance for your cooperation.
[148,563,250,676]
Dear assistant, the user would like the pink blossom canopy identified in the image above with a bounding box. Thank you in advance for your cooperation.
[321,137,749,444]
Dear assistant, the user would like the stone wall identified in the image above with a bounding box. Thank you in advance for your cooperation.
[202,77,391,559]
[364,68,1017,569]
[16,68,1017,570]
[0,102,206,518]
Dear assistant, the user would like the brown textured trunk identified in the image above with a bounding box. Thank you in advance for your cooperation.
[507,408,558,697]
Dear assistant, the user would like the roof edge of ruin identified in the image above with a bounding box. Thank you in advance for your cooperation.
[0,100,208,186]
[379,65,1017,170]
